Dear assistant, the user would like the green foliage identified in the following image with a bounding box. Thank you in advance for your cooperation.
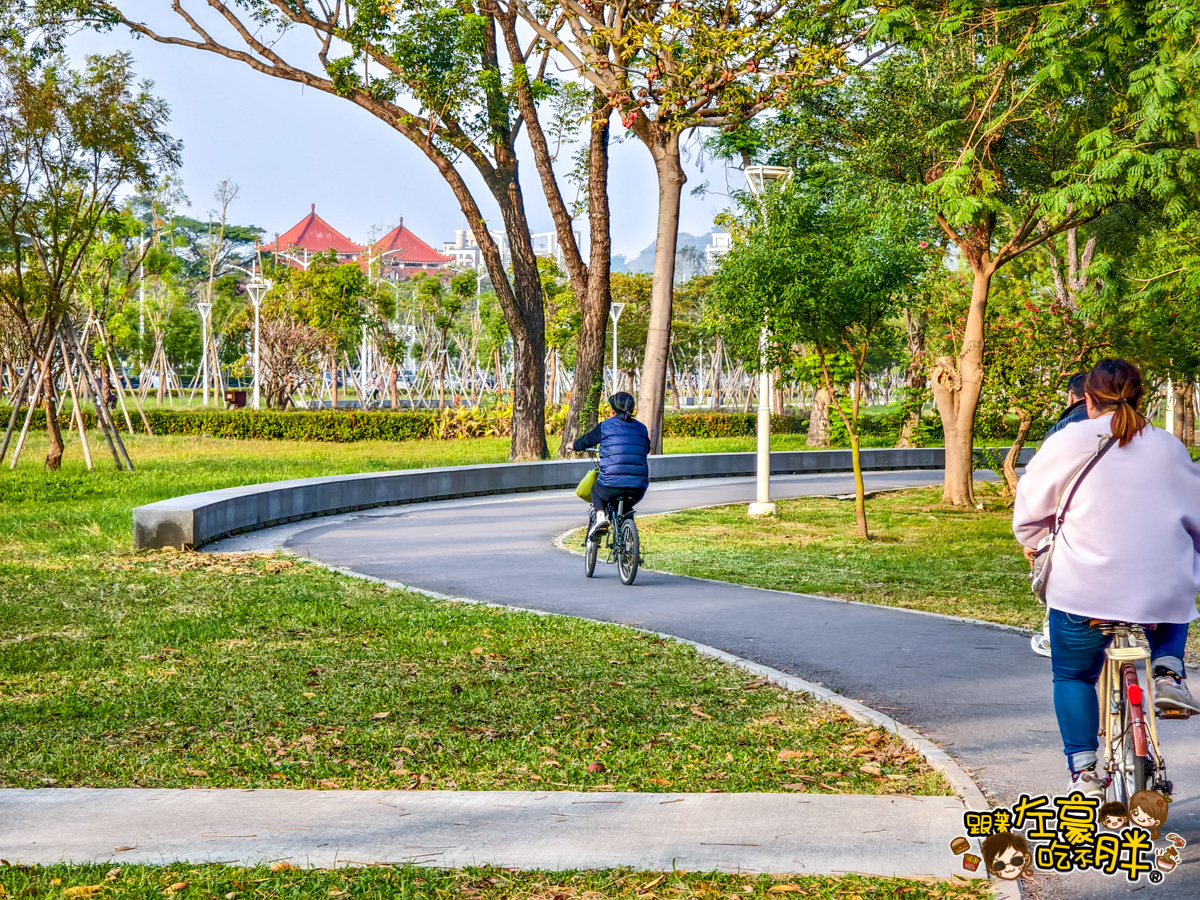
[662,412,808,439]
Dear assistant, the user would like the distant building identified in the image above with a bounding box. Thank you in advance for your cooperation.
[262,204,364,268]
[442,225,584,274]
[370,217,453,280]
[262,206,450,279]
[706,232,731,273]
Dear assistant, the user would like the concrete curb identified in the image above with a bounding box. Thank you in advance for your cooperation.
[135,448,1034,550]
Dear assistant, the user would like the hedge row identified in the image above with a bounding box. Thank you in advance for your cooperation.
[0,407,440,442]
[0,405,1049,446]
[662,411,808,437]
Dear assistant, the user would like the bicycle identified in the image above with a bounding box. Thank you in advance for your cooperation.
[582,451,641,585]
[1095,622,1188,803]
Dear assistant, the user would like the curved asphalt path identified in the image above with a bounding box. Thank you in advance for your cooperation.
[264,470,1200,898]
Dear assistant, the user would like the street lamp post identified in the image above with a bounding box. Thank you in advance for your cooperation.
[610,302,626,394]
[246,279,271,409]
[197,301,212,406]
[744,165,794,518]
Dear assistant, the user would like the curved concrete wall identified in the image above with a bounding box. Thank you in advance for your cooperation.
[133,447,1032,550]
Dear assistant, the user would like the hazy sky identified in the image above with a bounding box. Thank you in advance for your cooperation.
[72,18,747,259]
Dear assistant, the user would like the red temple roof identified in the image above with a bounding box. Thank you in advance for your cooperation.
[372,218,453,266]
[262,204,365,256]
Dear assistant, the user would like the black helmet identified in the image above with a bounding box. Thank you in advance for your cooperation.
[609,392,636,415]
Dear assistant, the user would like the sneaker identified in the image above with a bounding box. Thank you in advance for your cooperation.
[1067,766,1107,799]
[1030,632,1051,658]
[1154,667,1200,715]
[587,513,609,541]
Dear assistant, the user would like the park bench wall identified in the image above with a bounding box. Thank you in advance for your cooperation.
[133,447,1034,550]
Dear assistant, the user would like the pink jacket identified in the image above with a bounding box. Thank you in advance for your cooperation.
[1013,413,1200,624]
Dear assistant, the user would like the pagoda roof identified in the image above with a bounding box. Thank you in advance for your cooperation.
[262,204,364,255]
[372,218,453,266]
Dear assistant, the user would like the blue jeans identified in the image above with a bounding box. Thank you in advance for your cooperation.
[1049,608,1189,774]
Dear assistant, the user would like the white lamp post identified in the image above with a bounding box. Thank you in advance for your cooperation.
[246,279,271,409]
[744,165,794,517]
[610,302,626,393]
[197,301,212,406]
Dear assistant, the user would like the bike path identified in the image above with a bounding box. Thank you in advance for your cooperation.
[275,471,1200,900]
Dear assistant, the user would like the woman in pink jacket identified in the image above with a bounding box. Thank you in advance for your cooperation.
[1014,359,1200,797]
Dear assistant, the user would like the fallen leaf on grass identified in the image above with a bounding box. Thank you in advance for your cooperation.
[777,750,804,761]
[781,783,808,791]
[767,885,806,894]
[166,882,188,894]
[371,711,390,720]
[63,886,104,898]
[859,764,883,776]
[270,862,299,873]
[182,769,208,778]
[689,706,712,719]
[638,874,665,893]
[646,778,671,786]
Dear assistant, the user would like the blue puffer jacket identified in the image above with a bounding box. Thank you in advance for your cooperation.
[572,415,651,489]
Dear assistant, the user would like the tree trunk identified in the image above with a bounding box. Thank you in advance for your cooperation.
[42,353,65,471]
[389,364,398,411]
[850,431,868,539]
[932,264,993,506]
[330,358,338,409]
[896,308,928,448]
[712,336,722,409]
[1173,380,1186,441]
[1002,413,1032,497]
[807,387,831,447]
[637,129,685,455]
[668,356,681,411]
[1185,379,1196,448]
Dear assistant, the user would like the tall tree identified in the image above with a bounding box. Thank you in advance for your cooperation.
[0,48,179,468]
[509,0,861,451]
[720,2,1200,503]
[35,0,616,460]
[711,180,925,537]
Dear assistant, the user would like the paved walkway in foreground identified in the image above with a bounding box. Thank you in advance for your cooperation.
[1,789,968,879]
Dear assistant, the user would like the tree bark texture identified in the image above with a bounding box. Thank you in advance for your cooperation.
[806,387,831,447]
[1173,381,1186,441]
[1002,414,1032,497]
[1185,379,1195,448]
[558,98,613,457]
[637,130,685,455]
[931,264,994,506]
[41,350,64,471]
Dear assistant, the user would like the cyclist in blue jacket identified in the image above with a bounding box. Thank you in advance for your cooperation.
[572,392,651,540]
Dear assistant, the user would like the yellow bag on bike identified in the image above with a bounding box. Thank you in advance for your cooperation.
[576,468,598,502]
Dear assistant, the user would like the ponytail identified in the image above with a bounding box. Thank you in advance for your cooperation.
[1084,358,1148,447]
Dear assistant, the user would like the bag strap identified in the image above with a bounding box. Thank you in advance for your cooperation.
[1052,436,1116,535]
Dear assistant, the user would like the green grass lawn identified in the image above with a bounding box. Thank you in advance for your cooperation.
[638,483,1041,629]
[0,864,990,900]
[0,433,947,795]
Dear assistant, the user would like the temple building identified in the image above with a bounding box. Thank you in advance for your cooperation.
[262,206,449,279]
[369,217,453,280]
[262,204,364,268]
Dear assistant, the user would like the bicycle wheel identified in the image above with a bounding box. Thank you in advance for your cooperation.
[585,538,598,577]
[617,518,639,585]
